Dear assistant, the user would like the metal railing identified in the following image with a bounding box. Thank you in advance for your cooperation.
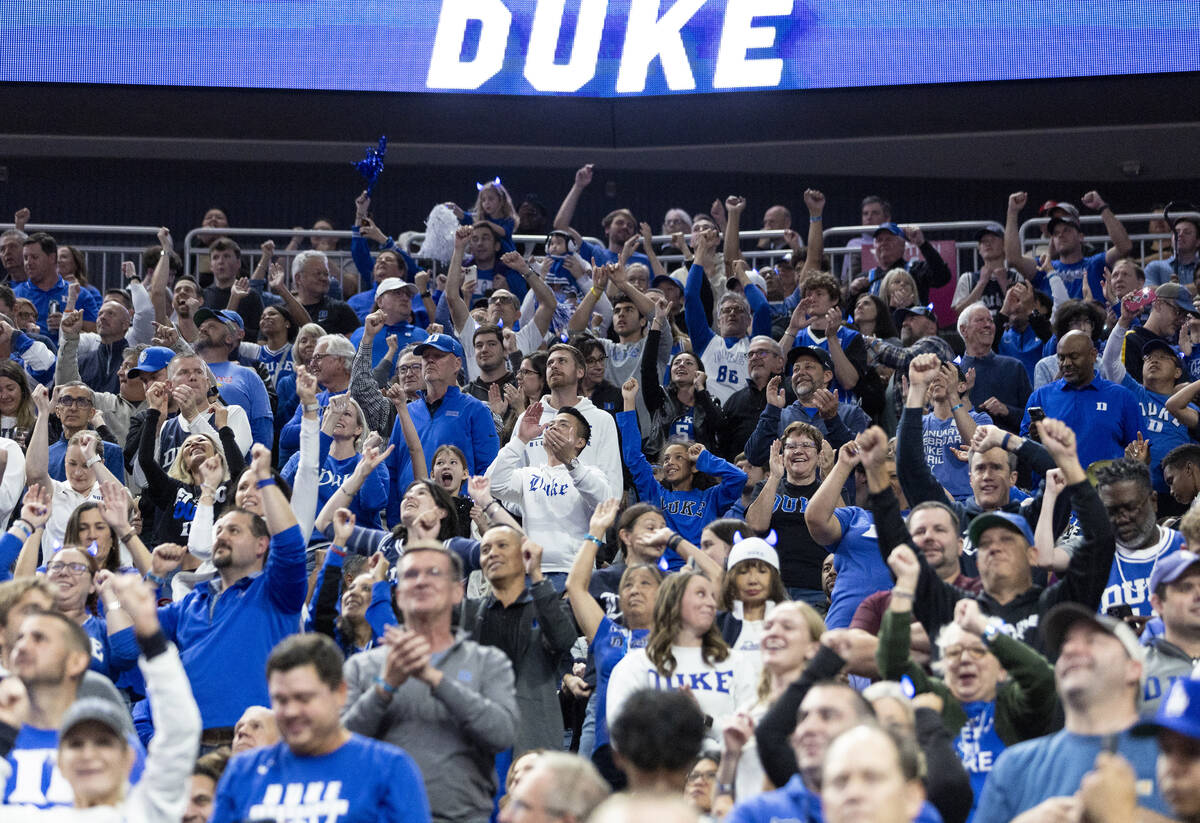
[0,222,165,295]
[1017,211,1196,263]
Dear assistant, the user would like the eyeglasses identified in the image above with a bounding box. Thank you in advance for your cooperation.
[747,349,775,359]
[687,769,718,782]
[585,356,606,366]
[397,364,422,374]
[517,368,540,377]
[57,396,92,408]
[718,305,747,316]
[942,645,989,660]
[783,442,818,452]
[309,353,332,364]
[46,561,89,577]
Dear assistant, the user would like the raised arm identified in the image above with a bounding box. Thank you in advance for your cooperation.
[610,262,656,320]
[553,163,593,231]
[566,498,618,642]
[290,366,322,537]
[745,440,783,533]
[1081,190,1132,266]
[24,385,53,491]
[315,441,394,534]
[1032,469,1072,573]
[799,189,826,274]
[806,442,859,546]
[567,264,611,332]
[264,251,312,328]
[149,227,174,323]
[723,195,745,266]
[10,484,51,578]
[1004,191,1040,279]
[1099,305,1133,383]
[445,226,473,334]
[1166,379,1200,430]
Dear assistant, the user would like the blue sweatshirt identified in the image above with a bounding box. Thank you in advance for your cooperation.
[282,435,389,538]
[384,387,500,523]
[157,523,307,730]
[618,410,747,544]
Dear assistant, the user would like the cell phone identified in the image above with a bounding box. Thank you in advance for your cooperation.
[1028,407,1045,443]
[1123,286,1156,315]
[1106,603,1134,619]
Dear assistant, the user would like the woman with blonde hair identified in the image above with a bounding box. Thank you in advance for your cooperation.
[606,567,755,745]
[880,267,919,309]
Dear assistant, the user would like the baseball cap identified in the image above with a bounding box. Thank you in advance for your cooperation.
[127,345,176,378]
[966,511,1034,549]
[414,333,464,360]
[727,272,769,293]
[726,535,780,571]
[1149,550,1200,594]
[193,307,244,331]
[787,345,833,373]
[1039,201,1080,218]
[1142,338,1184,368]
[975,222,1005,241]
[1154,282,1200,317]
[376,277,418,298]
[60,697,133,744]
[1047,214,1082,234]
[874,222,907,241]
[894,304,939,328]
[651,274,681,292]
[1041,601,1145,662]
[1132,677,1200,740]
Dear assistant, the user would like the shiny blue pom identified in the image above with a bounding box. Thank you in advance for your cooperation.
[353,136,388,195]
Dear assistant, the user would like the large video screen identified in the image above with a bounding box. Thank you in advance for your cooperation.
[5,1,1198,97]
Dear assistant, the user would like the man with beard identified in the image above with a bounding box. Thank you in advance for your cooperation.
[783,273,871,405]
[464,322,517,406]
[864,416,1115,648]
[192,308,272,448]
[743,346,869,466]
[974,602,1169,823]
[1147,214,1200,291]
[158,444,306,749]
[895,304,939,347]
[1022,330,1140,469]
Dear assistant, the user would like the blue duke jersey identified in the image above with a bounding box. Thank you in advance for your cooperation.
[4,726,146,808]
[1100,526,1185,616]
[699,335,752,404]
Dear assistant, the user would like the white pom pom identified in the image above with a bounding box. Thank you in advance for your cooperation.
[418,204,460,266]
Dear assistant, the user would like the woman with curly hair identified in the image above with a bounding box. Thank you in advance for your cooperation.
[605,567,756,744]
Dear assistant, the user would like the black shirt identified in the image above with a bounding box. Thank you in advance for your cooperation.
[751,476,823,591]
[203,284,263,338]
[302,297,360,336]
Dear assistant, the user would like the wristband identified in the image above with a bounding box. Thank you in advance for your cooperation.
[373,676,397,694]
[891,589,915,599]
[589,287,602,299]
[11,519,33,539]
[145,571,167,586]
[666,533,684,551]
[717,783,736,798]
[809,215,823,223]
[1001,432,1012,450]
[585,534,605,549]
[85,455,101,468]
[329,544,347,557]
[118,530,137,545]
[255,478,276,489]
[950,403,964,413]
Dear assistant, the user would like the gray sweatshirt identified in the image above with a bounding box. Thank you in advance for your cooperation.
[342,633,518,823]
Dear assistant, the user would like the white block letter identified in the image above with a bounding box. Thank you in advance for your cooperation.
[616,0,706,94]
[713,0,792,89]
[524,0,608,92]
[427,0,512,90]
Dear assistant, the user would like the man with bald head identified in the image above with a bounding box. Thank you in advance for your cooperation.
[231,706,278,753]
[1021,329,1141,469]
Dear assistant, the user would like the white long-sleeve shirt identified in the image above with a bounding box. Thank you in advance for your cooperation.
[507,396,623,503]
[486,438,611,573]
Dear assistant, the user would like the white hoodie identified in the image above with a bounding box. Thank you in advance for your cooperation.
[508,395,623,498]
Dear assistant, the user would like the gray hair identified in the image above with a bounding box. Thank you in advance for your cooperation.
[749,335,782,356]
[316,334,355,369]
[528,752,610,821]
[57,380,95,404]
[957,301,991,336]
[719,290,751,316]
[297,322,326,341]
[292,249,329,278]
[1,229,28,245]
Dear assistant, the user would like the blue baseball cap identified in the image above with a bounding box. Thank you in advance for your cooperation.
[874,222,907,241]
[1133,677,1200,740]
[967,510,1034,549]
[414,333,464,360]
[975,222,1005,241]
[127,346,176,378]
[1149,550,1200,594]
[193,307,244,330]
[1142,338,1184,368]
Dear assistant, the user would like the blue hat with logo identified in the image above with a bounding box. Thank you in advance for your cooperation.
[967,510,1034,549]
[193,307,244,330]
[874,222,907,241]
[127,345,176,378]
[1149,550,1200,594]
[414,333,464,360]
[1133,677,1200,740]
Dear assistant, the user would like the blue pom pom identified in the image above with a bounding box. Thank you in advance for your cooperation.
[353,136,388,195]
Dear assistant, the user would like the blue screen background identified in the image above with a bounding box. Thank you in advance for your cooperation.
[2,1,1197,97]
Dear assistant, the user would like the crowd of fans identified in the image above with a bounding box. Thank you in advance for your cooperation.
[2,166,1200,823]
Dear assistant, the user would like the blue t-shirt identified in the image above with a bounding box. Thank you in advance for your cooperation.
[1020,377,1141,470]
[1121,375,1198,493]
[795,325,864,404]
[974,728,1167,823]
[13,275,100,336]
[1100,526,1185,617]
[957,700,1006,822]
[211,734,431,823]
[248,342,293,388]
[4,724,146,808]
[208,360,272,448]
[922,410,993,501]
[999,324,1043,382]
[1047,251,1108,305]
[824,506,894,630]
[282,445,389,540]
[47,437,125,484]
[592,617,649,753]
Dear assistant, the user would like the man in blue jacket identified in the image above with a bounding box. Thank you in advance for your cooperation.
[156,444,307,749]
[385,334,500,523]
